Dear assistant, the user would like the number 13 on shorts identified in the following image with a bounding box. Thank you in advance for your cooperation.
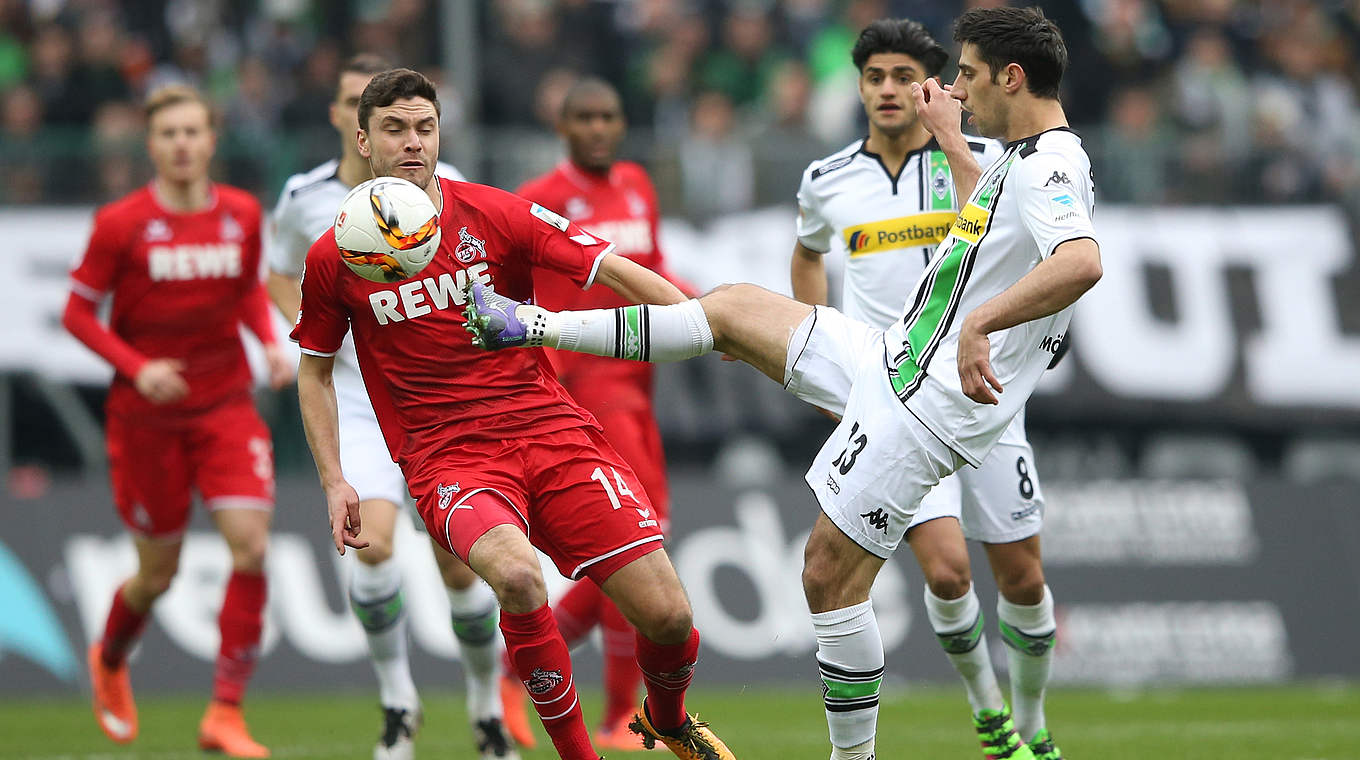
[591,466,656,529]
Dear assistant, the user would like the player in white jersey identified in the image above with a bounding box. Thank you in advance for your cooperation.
[265,55,514,760]
[460,8,1098,760]
[791,18,1066,759]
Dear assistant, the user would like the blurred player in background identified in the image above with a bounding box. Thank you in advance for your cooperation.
[64,84,292,758]
[504,77,693,753]
[791,19,1064,760]
[293,69,735,760]
[265,54,512,760]
[464,8,1096,760]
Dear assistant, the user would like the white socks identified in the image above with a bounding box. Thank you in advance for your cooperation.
[997,585,1056,742]
[447,582,502,722]
[924,584,1004,716]
[812,600,882,756]
[529,299,714,361]
[348,557,419,712]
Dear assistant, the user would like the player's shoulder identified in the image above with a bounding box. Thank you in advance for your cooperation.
[446,178,525,210]
[614,160,653,183]
[94,185,154,226]
[803,140,864,184]
[280,159,341,201]
[302,226,341,269]
[514,167,564,202]
[966,135,1005,161]
[1010,128,1089,182]
[215,183,262,215]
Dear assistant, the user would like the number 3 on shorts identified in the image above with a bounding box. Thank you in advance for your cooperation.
[590,466,637,510]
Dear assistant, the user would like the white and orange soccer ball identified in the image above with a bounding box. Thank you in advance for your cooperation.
[334,176,442,283]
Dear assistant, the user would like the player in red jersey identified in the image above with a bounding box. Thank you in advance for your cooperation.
[293,69,735,760]
[504,78,694,752]
[64,84,292,758]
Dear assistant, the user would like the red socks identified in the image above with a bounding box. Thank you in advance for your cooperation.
[636,626,700,732]
[100,585,149,668]
[212,571,266,705]
[553,580,605,647]
[501,604,595,760]
[600,598,641,726]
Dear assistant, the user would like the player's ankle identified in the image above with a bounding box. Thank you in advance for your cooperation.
[829,738,875,760]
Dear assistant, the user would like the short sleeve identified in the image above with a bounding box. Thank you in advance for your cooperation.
[1014,152,1096,259]
[795,169,833,254]
[69,206,124,302]
[266,188,310,276]
[289,232,350,356]
[522,200,617,289]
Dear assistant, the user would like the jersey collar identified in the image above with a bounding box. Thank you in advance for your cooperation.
[1004,125,1078,149]
[857,136,940,193]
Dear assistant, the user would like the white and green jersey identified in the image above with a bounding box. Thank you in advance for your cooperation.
[885,127,1096,466]
[796,136,1004,328]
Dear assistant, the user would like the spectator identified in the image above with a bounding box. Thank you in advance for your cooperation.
[751,60,827,205]
[679,90,754,220]
[1093,85,1175,204]
[699,4,789,110]
[0,84,46,202]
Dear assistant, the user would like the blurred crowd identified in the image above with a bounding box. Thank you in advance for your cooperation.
[4,0,1360,217]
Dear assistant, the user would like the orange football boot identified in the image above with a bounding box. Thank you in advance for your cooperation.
[88,643,138,744]
[198,700,270,758]
[498,673,538,749]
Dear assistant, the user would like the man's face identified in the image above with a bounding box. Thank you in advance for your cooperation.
[330,71,373,157]
[559,90,625,173]
[858,52,928,136]
[951,43,1007,139]
[358,97,439,189]
[146,101,215,184]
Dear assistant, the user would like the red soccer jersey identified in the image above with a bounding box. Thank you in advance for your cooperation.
[290,178,615,470]
[68,184,269,417]
[517,160,673,409]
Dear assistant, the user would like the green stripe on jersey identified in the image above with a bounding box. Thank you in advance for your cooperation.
[928,150,955,211]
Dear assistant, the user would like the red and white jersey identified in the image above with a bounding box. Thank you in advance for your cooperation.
[69,184,266,416]
[291,178,616,469]
[517,160,668,408]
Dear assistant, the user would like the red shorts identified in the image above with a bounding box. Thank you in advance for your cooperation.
[590,405,669,524]
[410,425,663,584]
[106,397,275,538]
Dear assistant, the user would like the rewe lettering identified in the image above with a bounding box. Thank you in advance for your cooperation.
[369,263,490,325]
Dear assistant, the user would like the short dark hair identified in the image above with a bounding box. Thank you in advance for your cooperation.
[357,68,441,132]
[338,53,392,95]
[851,19,948,77]
[559,77,622,120]
[953,6,1067,100]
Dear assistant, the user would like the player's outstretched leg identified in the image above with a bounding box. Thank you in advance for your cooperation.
[200,509,270,758]
[434,544,518,760]
[599,551,735,760]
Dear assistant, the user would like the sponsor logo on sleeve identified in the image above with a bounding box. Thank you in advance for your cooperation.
[1048,192,1079,223]
[530,203,570,231]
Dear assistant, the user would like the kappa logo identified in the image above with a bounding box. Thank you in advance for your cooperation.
[860,508,890,532]
[565,196,591,219]
[437,482,460,511]
[825,474,840,495]
[1044,170,1071,187]
[524,667,565,695]
[455,226,486,264]
[144,218,172,242]
[220,214,244,242]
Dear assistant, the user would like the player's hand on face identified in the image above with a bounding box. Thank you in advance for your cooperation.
[263,343,295,389]
[911,78,964,140]
[325,480,368,555]
[134,358,189,404]
[958,317,1002,405]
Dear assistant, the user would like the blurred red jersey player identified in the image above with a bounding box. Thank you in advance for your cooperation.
[510,77,695,752]
[64,84,291,758]
[292,69,734,760]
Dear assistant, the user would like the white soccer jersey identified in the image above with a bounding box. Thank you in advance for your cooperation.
[884,128,1096,466]
[796,136,1005,328]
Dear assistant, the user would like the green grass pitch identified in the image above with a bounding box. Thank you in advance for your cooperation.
[3,684,1357,758]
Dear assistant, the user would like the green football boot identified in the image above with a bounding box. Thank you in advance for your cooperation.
[973,705,1036,760]
[1028,728,1064,760]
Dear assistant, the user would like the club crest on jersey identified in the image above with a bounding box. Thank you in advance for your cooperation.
[626,190,646,216]
[524,667,565,695]
[437,482,460,510]
[454,226,486,263]
[932,167,951,200]
[219,214,244,241]
[143,219,172,242]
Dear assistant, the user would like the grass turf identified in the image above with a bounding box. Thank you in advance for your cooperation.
[2,683,1357,759]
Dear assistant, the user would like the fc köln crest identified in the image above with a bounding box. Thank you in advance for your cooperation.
[455,226,486,263]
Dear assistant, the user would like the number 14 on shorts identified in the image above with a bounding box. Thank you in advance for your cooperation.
[591,466,657,529]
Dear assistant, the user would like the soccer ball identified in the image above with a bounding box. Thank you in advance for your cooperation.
[334,176,442,283]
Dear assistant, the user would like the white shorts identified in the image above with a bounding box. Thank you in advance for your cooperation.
[786,307,1044,552]
[335,358,410,507]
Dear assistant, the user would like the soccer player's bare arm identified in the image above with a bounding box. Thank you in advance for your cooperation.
[593,252,688,305]
[958,238,1102,404]
[790,242,829,307]
[266,269,302,323]
[297,352,366,553]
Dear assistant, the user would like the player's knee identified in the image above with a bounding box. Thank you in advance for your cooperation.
[996,566,1045,605]
[354,536,394,565]
[487,561,547,614]
[922,558,972,600]
[228,534,269,573]
[801,536,842,609]
[633,598,693,645]
[137,566,178,599]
